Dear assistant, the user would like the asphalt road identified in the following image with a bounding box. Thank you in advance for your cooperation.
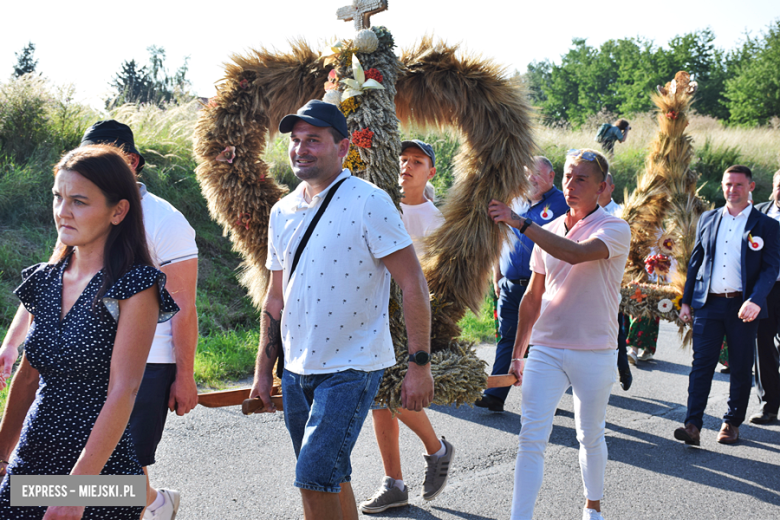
[150,321,780,519]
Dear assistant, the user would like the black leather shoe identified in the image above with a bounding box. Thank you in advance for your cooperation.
[619,368,633,391]
[474,394,504,412]
[749,411,778,424]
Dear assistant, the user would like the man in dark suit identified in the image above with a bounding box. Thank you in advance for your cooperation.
[676,165,780,445]
[750,169,780,424]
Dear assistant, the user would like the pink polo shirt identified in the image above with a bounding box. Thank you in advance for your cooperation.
[529,207,631,350]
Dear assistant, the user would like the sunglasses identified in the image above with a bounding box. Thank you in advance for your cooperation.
[567,149,607,174]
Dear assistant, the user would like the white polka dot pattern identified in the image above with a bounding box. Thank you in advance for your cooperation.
[0,256,179,519]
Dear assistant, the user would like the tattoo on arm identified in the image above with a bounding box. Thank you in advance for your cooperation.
[510,210,522,224]
[264,311,282,359]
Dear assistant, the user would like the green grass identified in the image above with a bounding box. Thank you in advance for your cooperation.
[458,296,498,345]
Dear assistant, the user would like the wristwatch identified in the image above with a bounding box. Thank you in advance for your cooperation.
[408,350,431,366]
[519,218,532,234]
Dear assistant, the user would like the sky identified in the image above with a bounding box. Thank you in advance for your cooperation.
[2,0,779,109]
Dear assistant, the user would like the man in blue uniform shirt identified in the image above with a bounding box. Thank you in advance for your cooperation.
[476,157,569,411]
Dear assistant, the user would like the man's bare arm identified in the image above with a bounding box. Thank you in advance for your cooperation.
[509,272,546,386]
[0,305,32,389]
[488,200,609,265]
[249,270,284,412]
[161,258,199,416]
[381,245,434,412]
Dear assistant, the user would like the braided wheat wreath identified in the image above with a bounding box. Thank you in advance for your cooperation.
[193,28,536,409]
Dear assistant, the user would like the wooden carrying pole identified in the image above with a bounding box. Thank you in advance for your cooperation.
[197,374,517,414]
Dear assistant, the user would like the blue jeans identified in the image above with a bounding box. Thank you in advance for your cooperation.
[686,297,757,429]
[282,368,384,493]
[486,278,527,401]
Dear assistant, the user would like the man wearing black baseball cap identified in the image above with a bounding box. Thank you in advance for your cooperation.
[81,120,199,520]
[250,100,434,519]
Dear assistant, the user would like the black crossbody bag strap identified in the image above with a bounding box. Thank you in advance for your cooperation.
[289,177,348,276]
[276,177,347,377]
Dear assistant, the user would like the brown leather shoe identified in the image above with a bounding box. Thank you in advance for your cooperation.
[717,423,739,444]
[674,423,701,446]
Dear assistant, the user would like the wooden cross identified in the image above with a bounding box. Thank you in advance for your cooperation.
[337,0,388,31]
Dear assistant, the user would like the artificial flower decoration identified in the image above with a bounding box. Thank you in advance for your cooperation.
[239,79,249,90]
[340,55,385,101]
[657,299,674,313]
[540,205,554,221]
[364,68,383,83]
[645,254,671,276]
[672,294,683,310]
[352,128,374,148]
[343,146,366,172]
[630,286,647,303]
[321,40,345,66]
[216,146,236,164]
[666,110,678,120]
[340,96,361,116]
[234,212,252,230]
[658,234,675,255]
[323,90,342,105]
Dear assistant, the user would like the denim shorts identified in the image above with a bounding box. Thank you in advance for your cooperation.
[282,368,384,493]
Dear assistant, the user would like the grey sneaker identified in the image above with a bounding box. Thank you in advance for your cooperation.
[422,437,454,501]
[359,477,408,514]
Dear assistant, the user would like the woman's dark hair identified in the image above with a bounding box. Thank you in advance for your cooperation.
[614,119,631,131]
[50,144,154,303]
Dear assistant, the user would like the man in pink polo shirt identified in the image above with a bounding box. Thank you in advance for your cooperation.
[488,148,631,520]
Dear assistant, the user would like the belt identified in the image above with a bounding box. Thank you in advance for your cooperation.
[709,291,742,299]
[507,278,530,286]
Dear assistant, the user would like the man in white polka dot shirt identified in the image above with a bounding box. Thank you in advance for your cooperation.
[249,100,434,520]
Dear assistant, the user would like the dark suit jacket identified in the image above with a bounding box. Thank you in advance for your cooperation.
[755,201,779,215]
[682,205,780,319]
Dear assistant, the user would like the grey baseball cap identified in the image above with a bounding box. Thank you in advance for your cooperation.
[401,139,435,167]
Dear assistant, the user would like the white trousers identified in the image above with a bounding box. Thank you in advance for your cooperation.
[510,346,617,520]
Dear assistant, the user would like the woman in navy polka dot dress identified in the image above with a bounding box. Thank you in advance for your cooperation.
[0,145,178,519]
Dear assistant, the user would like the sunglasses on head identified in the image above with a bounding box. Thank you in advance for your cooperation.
[567,149,607,174]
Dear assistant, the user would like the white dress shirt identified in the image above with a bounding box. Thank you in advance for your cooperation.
[710,206,752,294]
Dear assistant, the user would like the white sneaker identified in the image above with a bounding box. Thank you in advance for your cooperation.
[628,349,638,365]
[143,489,180,520]
[638,350,655,362]
[583,507,604,520]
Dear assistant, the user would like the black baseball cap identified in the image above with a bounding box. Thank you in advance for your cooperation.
[81,120,145,171]
[279,100,349,139]
[401,139,435,167]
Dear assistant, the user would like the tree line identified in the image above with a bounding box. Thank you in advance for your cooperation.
[10,20,780,127]
[10,42,192,108]
[520,21,780,127]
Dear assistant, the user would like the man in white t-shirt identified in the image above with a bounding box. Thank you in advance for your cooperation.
[249,100,434,520]
[360,140,452,514]
[488,148,630,520]
[80,121,198,520]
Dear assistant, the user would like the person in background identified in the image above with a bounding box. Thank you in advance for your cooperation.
[748,168,780,425]
[676,165,780,446]
[360,140,453,514]
[476,157,569,412]
[596,119,631,156]
[598,173,632,391]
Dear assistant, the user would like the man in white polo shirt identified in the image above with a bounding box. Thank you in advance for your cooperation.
[488,148,630,520]
[249,100,434,520]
